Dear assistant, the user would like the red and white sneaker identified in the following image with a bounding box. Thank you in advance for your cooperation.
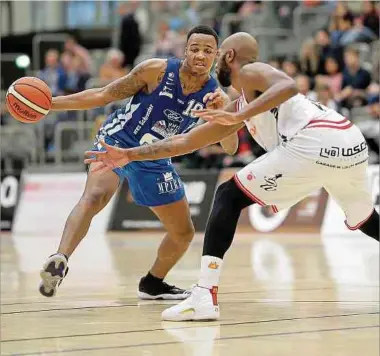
[161,285,219,321]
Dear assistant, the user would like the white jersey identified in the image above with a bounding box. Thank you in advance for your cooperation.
[237,92,346,151]
[234,91,372,230]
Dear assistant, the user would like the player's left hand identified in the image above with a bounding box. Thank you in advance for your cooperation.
[84,140,130,174]
[192,109,242,125]
[203,88,228,110]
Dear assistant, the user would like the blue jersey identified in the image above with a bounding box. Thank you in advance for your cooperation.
[100,58,218,169]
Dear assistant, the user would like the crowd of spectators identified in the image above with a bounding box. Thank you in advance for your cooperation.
[1,0,379,166]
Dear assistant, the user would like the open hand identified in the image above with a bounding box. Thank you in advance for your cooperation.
[84,140,130,174]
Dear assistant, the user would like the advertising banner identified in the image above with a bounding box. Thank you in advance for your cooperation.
[13,172,115,235]
[1,173,22,231]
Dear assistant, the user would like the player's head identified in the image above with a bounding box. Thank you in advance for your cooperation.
[216,32,258,87]
[184,25,219,76]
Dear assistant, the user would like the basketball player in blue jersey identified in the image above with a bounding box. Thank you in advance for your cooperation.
[39,25,238,299]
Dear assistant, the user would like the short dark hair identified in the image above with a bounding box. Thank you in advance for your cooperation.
[187,25,219,45]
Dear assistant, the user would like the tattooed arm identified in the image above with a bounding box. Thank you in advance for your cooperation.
[129,122,243,162]
[52,59,166,111]
[84,100,243,168]
[127,99,242,161]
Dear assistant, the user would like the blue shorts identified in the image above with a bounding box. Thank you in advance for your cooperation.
[92,136,185,207]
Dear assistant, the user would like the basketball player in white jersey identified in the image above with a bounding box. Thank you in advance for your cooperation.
[85,33,379,321]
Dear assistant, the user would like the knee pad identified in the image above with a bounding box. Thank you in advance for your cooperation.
[214,178,253,210]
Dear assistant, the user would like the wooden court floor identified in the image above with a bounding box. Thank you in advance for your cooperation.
[1,231,379,356]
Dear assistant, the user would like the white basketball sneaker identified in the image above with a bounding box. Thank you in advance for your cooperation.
[161,285,220,321]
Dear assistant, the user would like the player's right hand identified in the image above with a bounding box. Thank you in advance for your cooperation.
[84,140,130,173]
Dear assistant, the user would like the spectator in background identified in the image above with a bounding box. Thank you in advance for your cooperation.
[314,29,343,74]
[356,0,379,39]
[1,100,12,126]
[295,75,317,100]
[315,83,338,111]
[338,47,371,109]
[60,52,90,94]
[355,95,379,164]
[99,49,128,84]
[155,21,174,58]
[331,11,377,47]
[300,38,319,76]
[38,49,67,96]
[64,37,93,75]
[118,2,142,69]
[282,58,300,78]
[172,27,188,59]
[315,56,343,99]
[329,1,350,33]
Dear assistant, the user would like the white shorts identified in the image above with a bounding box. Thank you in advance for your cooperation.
[235,121,373,229]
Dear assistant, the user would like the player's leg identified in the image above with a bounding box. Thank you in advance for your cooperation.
[39,163,119,297]
[161,148,321,321]
[325,166,379,241]
[161,178,253,319]
[138,197,195,300]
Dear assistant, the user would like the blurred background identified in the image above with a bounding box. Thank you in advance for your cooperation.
[1,0,379,173]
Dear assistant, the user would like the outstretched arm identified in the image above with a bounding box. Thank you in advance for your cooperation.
[84,100,243,170]
[128,120,243,161]
[52,59,166,111]
[194,62,298,125]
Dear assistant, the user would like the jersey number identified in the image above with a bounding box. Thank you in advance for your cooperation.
[182,100,203,118]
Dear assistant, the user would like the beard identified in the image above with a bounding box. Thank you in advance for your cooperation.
[217,55,232,87]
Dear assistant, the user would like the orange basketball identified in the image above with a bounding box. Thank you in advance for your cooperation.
[6,77,52,124]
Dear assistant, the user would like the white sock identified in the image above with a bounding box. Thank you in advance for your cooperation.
[198,255,223,289]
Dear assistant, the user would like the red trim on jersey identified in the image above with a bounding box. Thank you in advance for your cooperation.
[306,117,353,130]
[307,122,353,130]
[308,118,348,125]
[344,209,374,230]
[233,174,266,206]
[272,205,279,213]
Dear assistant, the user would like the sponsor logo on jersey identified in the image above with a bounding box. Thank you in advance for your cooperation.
[163,109,183,123]
[260,174,283,192]
[247,172,256,181]
[166,73,175,86]
[319,141,367,159]
[316,157,368,169]
[152,110,184,138]
[158,82,174,99]
[133,104,154,135]
[157,172,182,195]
